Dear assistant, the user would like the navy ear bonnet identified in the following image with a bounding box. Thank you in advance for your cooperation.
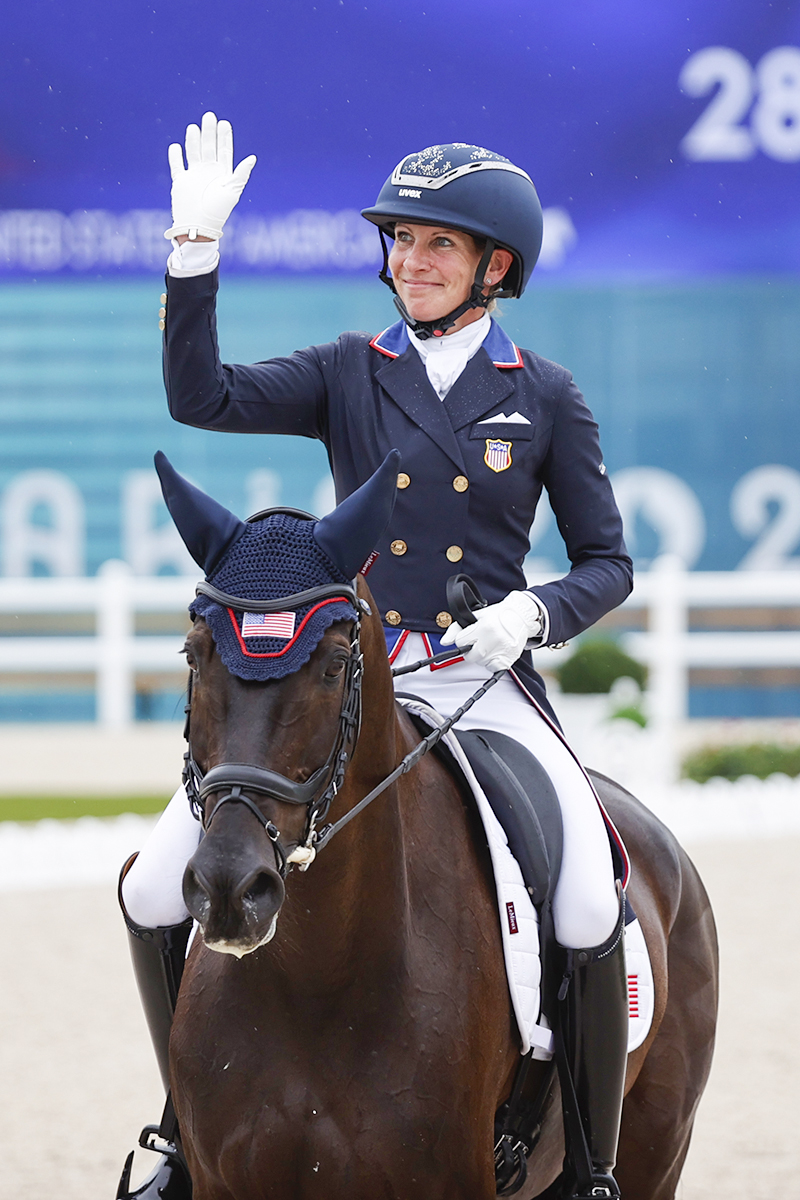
[155,450,400,682]
[190,515,358,681]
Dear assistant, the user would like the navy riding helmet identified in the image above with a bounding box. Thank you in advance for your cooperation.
[361,143,543,338]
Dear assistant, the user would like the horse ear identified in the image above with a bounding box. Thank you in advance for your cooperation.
[314,450,401,579]
[154,451,247,575]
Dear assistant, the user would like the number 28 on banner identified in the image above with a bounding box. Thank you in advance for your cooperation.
[680,45,800,162]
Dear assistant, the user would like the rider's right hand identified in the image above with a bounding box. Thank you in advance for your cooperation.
[165,111,257,242]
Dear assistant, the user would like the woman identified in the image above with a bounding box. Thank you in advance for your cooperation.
[120,114,632,1200]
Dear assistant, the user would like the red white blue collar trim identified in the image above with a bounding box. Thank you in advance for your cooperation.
[370,319,523,369]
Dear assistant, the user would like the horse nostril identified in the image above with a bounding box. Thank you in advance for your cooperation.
[243,871,272,902]
[183,865,211,924]
[241,869,285,917]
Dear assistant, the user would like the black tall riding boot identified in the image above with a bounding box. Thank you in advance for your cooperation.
[558,896,628,1199]
[116,854,194,1200]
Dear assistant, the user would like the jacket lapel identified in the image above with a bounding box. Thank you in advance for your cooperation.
[375,348,466,472]
[441,348,516,432]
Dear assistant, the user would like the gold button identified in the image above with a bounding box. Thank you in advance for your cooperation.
[390,539,407,556]
[453,475,469,492]
[158,307,166,318]
[158,319,166,331]
[385,610,402,626]
[436,611,453,629]
[397,472,410,489]
[446,545,463,562]
[160,292,167,304]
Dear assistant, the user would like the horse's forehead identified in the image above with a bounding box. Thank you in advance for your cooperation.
[193,614,353,682]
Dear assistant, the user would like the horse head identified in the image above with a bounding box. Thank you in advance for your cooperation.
[155,449,399,958]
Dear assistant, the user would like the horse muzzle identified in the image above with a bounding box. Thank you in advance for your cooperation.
[183,837,286,957]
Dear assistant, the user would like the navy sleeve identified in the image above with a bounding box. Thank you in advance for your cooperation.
[162,269,337,441]
[528,371,633,644]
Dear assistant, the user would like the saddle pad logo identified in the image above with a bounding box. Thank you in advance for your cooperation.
[241,611,296,639]
[484,439,512,473]
[505,901,519,934]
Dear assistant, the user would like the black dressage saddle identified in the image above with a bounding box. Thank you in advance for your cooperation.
[454,727,563,911]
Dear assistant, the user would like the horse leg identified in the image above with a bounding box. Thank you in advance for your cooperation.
[615,850,718,1200]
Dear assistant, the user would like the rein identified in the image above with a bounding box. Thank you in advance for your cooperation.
[182,580,502,875]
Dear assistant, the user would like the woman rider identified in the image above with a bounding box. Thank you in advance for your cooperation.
[119,114,633,1200]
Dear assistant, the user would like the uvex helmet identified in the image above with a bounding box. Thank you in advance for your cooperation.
[362,144,543,336]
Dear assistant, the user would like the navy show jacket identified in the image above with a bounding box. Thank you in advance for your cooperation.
[163,269,632,712]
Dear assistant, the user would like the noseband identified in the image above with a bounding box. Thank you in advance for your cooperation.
[182,575,366,876]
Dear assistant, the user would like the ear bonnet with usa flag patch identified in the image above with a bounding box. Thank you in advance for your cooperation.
[155,450,400,681]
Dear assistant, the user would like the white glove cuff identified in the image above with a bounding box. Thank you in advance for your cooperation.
[167,239,220,278]
[164,225,227,242]
[522,590,546,648]
[509,590,549,647]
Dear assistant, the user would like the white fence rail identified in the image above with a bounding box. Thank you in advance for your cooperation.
[619,555,800,721]
[0,561,194,728]
[3,557,800,758]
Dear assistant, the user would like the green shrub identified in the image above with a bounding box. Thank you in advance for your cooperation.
[682,743,800,783]
[610,704,648,728]
[555,638,647,695]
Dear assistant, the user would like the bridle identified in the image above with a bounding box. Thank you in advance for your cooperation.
[182,573,367,875]
[182,543,503,878]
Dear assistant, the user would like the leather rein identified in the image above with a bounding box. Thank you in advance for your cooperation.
[181,575,502,877]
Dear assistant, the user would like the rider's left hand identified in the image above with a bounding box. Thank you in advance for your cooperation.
[440,590,545,671]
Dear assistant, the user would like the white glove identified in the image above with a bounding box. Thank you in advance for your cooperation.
[164,111,257,241]
[440,590,545,671]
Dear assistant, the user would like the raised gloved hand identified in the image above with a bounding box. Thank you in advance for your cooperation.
[164,111,257,241]
[440,590,545,671]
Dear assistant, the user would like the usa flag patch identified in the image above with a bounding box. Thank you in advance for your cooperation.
[241,611,296,640]
[484,439,512,473]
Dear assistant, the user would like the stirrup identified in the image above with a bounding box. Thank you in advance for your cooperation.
[569,1176,620,1199]
[115,1125,192,1199]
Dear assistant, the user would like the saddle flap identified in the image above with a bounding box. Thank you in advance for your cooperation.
[454,729,563,909]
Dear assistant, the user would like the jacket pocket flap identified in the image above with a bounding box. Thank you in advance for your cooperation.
[469,421,534,441]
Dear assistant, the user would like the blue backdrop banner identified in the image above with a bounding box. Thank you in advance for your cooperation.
[2,0,799,277]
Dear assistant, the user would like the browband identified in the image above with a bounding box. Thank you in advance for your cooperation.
[196,579,359,613]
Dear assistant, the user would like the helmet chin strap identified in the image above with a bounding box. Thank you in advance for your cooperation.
[378,231,504,340]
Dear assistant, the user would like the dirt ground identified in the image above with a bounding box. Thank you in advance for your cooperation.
[0,837,797,1199]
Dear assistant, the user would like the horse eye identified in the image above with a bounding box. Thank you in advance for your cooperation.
[182,642,198,671]
[324,657,347,679]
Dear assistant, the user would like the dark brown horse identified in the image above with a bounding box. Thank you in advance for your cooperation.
[170,575,718,1200]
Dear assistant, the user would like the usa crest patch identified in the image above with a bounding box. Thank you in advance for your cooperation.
[484,439,513,473]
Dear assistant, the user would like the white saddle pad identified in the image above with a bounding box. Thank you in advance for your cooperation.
[398,698,654,1057]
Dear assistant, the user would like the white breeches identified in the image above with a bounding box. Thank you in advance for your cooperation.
[123,635,620,948]
[392,635,620,949]
[122,782,201,929]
